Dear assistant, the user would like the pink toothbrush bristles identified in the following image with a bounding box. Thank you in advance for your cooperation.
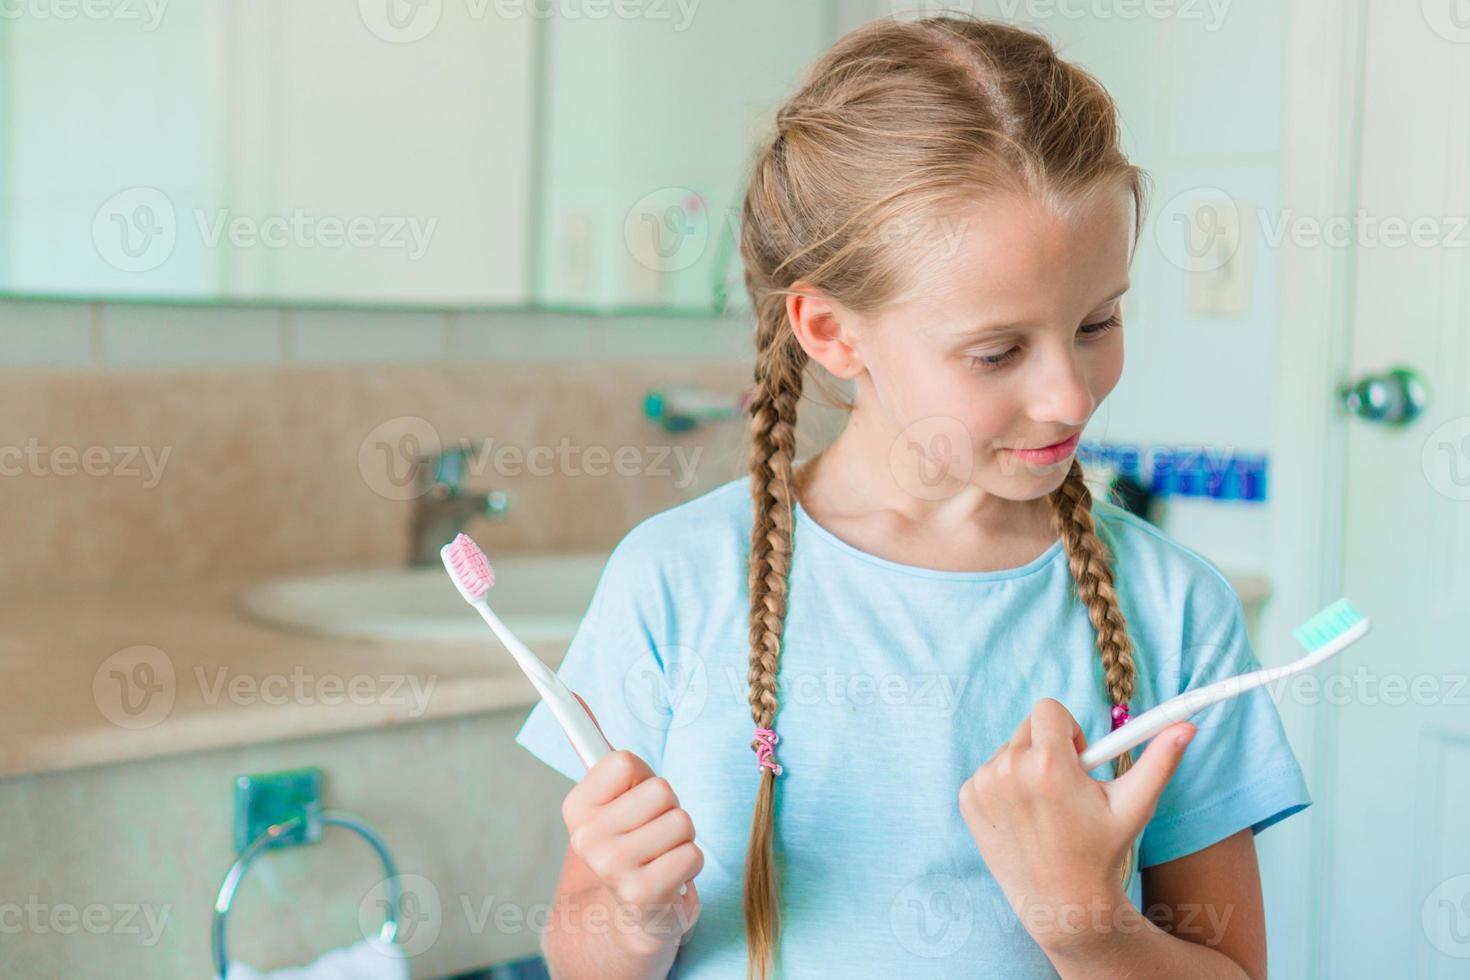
[446,532,495,597]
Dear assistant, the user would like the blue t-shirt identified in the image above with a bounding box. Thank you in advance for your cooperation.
[514,475,1311,978]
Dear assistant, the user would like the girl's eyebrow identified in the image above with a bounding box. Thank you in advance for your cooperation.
[954,280,1132,339]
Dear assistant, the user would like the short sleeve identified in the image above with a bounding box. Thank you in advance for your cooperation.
[512,534,674,783]
[1138,578,1313,868]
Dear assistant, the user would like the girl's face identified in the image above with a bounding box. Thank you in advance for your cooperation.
[794,186,1132,506]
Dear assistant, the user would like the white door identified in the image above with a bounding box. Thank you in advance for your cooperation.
[1313,1,1470,975]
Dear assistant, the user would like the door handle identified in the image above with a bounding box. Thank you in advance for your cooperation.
[1338,366,1428,426]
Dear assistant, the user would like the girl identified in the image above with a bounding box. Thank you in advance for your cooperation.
[515,14,1310,980]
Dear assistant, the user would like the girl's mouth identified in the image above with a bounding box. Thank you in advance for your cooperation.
[1004,432,1081,465]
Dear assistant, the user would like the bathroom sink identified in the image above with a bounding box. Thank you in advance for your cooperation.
[237,551,608,646]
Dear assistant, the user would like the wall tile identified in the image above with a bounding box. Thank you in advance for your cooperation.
[288,309,452,364]
[0,300,97,368]
[458,311,602,360]
[102,304,283,368]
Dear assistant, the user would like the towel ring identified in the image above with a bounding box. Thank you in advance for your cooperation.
[211,810,401,980]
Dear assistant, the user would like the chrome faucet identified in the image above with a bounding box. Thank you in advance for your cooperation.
[644,385,751,432]
[407,444,511,567]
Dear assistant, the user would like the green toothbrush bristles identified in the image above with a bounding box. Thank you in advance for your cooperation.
[1293,598,1365,652]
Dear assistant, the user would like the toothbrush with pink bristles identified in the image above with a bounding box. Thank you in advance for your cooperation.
[440,533,689,896]
[442,533,614,768]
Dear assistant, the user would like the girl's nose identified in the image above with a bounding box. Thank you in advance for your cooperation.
[1031,351,1094,427]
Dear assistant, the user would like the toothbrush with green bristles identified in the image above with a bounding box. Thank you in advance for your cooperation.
[1079,599,1371,772]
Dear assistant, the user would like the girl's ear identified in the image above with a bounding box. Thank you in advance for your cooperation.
[786,281,866,380]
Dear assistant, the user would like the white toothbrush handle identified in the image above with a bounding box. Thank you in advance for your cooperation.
[475,599,689,896]
[1079,619,1372,772]
[472,599,613,768]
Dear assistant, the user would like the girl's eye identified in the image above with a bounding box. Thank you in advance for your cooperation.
[968,346,1021,370]
[1081,313,1122,337]
[965,314,1121,372]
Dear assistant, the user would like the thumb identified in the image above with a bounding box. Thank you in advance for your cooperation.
[1104,722,1195,830]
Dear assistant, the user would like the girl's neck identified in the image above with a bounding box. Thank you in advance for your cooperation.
[790,425,1061,574]
[794,413,1053,534]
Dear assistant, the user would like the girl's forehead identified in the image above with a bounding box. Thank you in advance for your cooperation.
[887,191,1134,329]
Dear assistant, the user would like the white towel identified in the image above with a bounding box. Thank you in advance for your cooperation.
[225,936,409,980]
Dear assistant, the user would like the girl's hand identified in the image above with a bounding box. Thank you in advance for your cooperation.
[561,746,704,957]
[957,697,1195,954]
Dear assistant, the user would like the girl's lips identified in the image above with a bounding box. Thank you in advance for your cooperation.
[1005,431,1081,465]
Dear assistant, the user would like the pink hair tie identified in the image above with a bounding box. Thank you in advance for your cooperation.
[1110,702,1130,731]
[752,726,783,776]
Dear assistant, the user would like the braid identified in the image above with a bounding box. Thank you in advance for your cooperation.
[741,291,807,980]
[1049,459,1140,891]
[730,10,1153,971]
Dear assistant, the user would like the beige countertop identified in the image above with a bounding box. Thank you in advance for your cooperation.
[0,570,1272,782]
[0,576,550,781]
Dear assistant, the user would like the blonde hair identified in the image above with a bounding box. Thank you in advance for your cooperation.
[736,14,1150,979]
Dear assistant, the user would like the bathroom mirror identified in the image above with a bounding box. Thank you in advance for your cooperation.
[0,2,835,313]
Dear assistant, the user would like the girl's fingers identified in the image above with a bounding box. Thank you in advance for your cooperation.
[1008,710,1032,749]
[622,806,698,869]
[637,839,705,896]
[594,775,680,837]
[1030,698,1086,756]
[574,750,653,812]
